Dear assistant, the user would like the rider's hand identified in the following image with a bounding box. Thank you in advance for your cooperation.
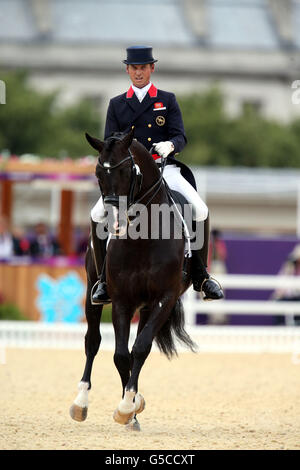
[153,141,174,159]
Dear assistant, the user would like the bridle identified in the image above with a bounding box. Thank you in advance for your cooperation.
[97,137,165,213]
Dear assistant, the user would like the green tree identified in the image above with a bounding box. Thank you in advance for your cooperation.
[224,106,300,167]
[2,73,300,167]
[178,87,232,166]
[0,71,101,158]
[178,87,300,168]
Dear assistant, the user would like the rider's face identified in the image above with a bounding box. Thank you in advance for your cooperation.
[126,64,155,88]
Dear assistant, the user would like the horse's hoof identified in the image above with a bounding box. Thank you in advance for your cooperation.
[70,404,88,422]
[126,417,141,432]
[135,393,146,414]
[113,408,135,425]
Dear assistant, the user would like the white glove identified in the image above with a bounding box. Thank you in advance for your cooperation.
[153,141,174,159]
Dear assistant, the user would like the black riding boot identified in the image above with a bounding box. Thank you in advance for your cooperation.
[90,219,111,305]
[92,272,111,305]
[191,217,224,300]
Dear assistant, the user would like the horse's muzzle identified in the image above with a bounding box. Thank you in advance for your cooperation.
[104,196,128,237]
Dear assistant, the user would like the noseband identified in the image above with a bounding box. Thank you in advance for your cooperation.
[97,136,165,214]
[97,136,143,208]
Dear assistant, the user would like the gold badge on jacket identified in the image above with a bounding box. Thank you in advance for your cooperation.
[156,115,165,126]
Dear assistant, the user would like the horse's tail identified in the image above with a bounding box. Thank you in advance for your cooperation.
[155,298,197,359]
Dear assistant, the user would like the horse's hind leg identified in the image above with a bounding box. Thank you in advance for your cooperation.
[119,297,176,420]
[70,277,102,422]
[113,307,148,431]
[124,306,149,428]
[113,301,173,429]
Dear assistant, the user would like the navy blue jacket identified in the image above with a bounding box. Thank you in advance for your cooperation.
[104,84,187,158]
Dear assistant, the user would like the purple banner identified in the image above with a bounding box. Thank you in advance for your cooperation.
[206,234,299,326]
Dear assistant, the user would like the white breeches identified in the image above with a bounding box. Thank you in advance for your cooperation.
[162,165,208,222]
[90,164,208,223]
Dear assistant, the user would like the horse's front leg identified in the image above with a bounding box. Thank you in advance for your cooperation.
[70,280,102,422]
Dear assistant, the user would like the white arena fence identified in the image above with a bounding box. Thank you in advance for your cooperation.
[183,274,300,326]
[1,274,300,357]
[1,322,300,357]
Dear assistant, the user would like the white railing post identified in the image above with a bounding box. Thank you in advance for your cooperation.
[182,274,300,325]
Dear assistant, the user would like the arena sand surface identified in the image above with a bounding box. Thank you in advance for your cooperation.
[1,348,300,450]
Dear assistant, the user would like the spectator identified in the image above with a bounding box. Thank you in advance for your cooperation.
[272,244,300,325]
[29,222,61,258]
[207,229,228,325]
[12,226,30,256]
[0,215,14,258]
[208,229,227,274]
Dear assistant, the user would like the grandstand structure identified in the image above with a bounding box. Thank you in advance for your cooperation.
[0,0,300,121]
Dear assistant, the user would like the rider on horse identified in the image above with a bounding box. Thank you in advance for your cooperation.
[90,45,224,304]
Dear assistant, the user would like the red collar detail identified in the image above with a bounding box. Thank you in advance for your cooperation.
[148,84,157,98]
[126,84,157,99]
[126,86,134,98]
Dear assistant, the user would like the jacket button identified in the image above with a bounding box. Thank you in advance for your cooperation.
[148,123,152,128]
[148,137,151,141]
[131,125,135,129]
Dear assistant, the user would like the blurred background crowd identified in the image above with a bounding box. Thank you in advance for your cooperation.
[0,214,87,259]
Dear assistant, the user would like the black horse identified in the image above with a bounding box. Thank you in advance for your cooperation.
[70,129,196,430]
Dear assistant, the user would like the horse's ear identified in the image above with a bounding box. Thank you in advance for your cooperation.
[85,133,104,152]
[120,128,134,149]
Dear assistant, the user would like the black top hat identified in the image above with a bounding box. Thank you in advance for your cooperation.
[123,46,157,65]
